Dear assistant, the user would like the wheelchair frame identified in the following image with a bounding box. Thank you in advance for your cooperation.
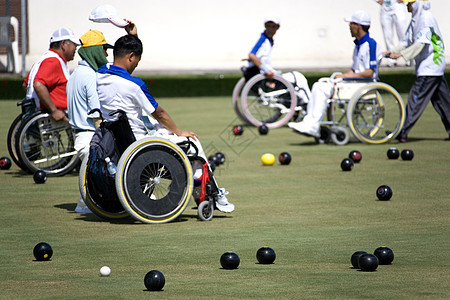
[235,73,405,145]
[80,134,217,224]
[232,73,309,127]
[8,100,79,176]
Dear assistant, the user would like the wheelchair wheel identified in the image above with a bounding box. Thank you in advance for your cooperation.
[15,112,79,176]
[116,137,194,224]
[79,156,129,220]
[231,77,251,124]
[7,114,27,171]
[198,200,214,221]
[330,126,350,145]
[347,83,405,144]
[241,74,297,128]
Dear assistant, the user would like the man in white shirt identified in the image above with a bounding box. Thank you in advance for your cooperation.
[289,10,381,138]
[96,34,235,213]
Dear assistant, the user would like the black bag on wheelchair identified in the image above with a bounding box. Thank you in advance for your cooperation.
[86,110,136,203]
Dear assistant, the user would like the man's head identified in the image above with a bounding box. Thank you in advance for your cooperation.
[264,15,281,39]
[403,0,430,14]
[345,10,371,39]
[49,27,80,61]
[113,34,143,74]
[78,30,112,70]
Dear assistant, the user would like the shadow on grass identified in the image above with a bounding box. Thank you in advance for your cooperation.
[54,203,231,224]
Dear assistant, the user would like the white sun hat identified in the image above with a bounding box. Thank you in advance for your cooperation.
[89,4,129,28]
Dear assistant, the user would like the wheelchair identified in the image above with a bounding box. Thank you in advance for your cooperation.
[79,111,217,224]
[237,71,405,145]
[232,67,309,128]
[7,99,79,175]
[314,74,406,145]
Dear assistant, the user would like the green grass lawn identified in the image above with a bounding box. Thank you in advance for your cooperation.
[0,96,449,299]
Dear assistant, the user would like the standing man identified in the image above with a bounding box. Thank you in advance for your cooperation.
[24,27,79,121]
[66,30,112,213]
[67,21,138,213]
[386,0,450,142]
[374,0,408,67]
[289,10,381,138]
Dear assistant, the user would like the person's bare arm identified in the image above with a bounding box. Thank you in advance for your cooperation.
[248,53,274,79]
[151,106,198,140]
[335,68,374,79]
[124,20,138,37]
[33,81,66,121]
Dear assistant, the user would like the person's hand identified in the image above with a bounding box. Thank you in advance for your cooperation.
[124,20,137,36]
[50,109,67,122]
[177,130,198,141]
[377,0,384,5]
[390,52,402,59]
[265,70,275,80]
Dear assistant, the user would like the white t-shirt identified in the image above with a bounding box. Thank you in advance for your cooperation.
[96,63,158,138]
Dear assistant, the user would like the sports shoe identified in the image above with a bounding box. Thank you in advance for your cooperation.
[215,188,235,213]
[288,122,320,138]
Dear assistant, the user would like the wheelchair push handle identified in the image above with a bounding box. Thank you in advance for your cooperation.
[177,137,199,157]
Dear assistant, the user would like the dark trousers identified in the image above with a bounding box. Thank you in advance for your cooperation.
[399,75,450,139]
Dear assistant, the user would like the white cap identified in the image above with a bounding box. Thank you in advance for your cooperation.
[344,10,371,26]
[49,27,80,45]
[264,14,281,25]
[89,4,129,28]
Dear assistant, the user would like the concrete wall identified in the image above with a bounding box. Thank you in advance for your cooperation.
[22,0,450,73]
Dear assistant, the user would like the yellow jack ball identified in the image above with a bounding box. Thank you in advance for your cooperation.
[261,153,275,166]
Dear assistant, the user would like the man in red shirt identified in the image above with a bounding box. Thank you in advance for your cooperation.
[24,27,79,121]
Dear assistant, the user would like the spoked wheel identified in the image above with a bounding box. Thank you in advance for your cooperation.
[347,83,405,144]
[241,74,297,128]
[15,112,79,176]
[198,200,214,221]
[116,138,194,224]
[231,77,251,124]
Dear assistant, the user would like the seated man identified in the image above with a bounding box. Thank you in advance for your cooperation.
[96,34,234,213]
[288,10,381,138]
[24,27,79,121]
[247,15,311,104]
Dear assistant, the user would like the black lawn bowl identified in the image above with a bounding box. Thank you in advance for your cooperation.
[340,158,354,171]
[401,149,414,161]
[232,125,244,136]
[358,253,379,272]
[33,170,47,184]
[256,247,276,264]
[215,152,225,165]
[0,156,12,170]
[144,270,165,291]
[374,247,394,265]
[220,252,240,269]
[278,152,292,165]
[348,150,362,163]
[387,148,400,159]
[258,124,269,135]
[351,251,368,269]
[33,242,53,261]
[376,185,392,201]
